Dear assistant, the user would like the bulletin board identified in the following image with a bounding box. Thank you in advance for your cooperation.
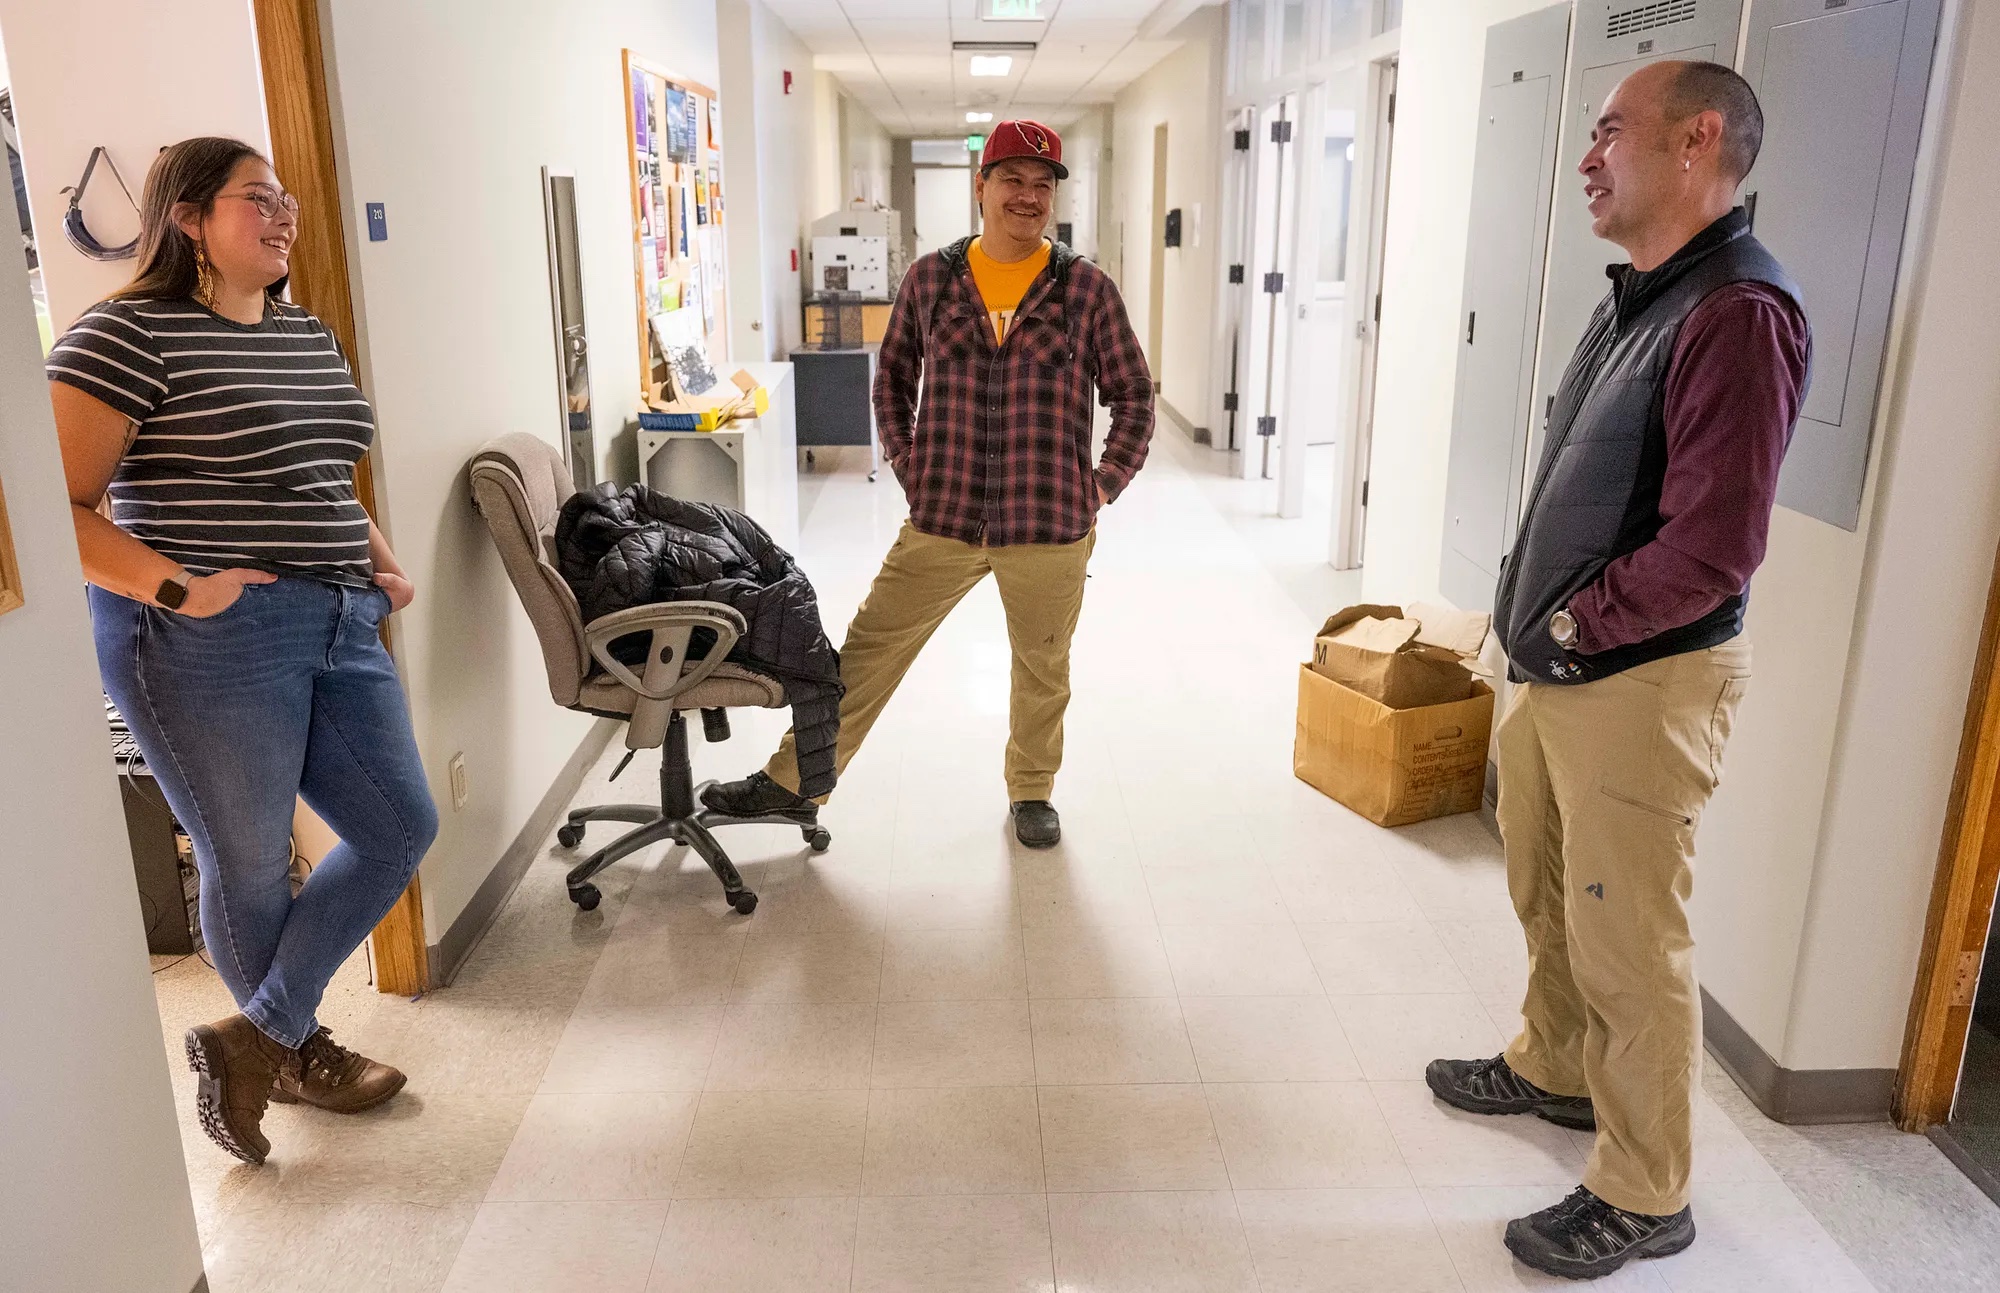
[622,52,730,407]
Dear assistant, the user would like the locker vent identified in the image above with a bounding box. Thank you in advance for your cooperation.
[1606,0,1697,38]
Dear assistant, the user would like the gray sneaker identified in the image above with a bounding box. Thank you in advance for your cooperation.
[1426,1053,1597,1131]
[1505,1187,1695,1279]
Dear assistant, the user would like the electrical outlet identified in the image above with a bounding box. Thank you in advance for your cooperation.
[448,752,469,811]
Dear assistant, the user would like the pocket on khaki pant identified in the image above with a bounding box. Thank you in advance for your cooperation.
[1708,675,1751,786]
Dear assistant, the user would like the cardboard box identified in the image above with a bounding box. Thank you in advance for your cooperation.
[1294,665,1495,827]
[1310,603,1493,710]
[641,367,769,431]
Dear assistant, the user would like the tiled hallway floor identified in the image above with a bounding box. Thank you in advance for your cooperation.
[156,433,2000,1291]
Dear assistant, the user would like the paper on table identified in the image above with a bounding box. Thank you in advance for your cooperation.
[652,307,717,397]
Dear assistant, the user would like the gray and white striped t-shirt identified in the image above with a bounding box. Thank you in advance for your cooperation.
[47,296,375,586]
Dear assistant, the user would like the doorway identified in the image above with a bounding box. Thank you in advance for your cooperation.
[912,138,974,261]
[251,0,426,992]
[1210,106,1257,454]
[1897,542,2000,1200]
[1331,58,1397,569]
[1147,123,1169,386]
[1241,92,1301,484]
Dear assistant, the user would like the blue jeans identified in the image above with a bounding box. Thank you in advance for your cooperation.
[91,577,438,1048]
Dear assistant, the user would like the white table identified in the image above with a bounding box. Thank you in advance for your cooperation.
[639,361,800,553]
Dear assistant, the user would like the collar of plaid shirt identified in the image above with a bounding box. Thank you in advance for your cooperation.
[872,235,1156,548]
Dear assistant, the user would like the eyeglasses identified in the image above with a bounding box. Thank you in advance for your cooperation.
[224,186,301,221]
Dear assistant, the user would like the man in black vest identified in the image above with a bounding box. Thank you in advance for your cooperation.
[1427,62,1811,1280]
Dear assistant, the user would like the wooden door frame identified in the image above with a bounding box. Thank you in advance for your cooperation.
[253,0,426,996]
[1895,535,2000,1130]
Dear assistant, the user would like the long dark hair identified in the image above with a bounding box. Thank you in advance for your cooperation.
[112,137,286,302]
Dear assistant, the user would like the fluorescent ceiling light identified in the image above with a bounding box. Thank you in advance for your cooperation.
[966,111,993,123]
[979,0,1044,18]
[969,55,1013,77]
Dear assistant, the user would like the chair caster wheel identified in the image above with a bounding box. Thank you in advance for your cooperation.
[805,828,833,853]
[730,890,758,915]
[557,824,585,849]
[570,884,601,911]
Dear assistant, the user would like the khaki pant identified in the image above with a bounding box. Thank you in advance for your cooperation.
[1498,640,1752,1217]
[765,521,1096,802]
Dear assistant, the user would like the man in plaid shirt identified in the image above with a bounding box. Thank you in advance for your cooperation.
[705,119,1155,847]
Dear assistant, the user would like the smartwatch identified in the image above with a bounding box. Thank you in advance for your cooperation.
[155,569,193,611]
[1550,607,1580,651]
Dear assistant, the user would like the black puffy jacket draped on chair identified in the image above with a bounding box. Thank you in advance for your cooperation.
[554,485,844,799]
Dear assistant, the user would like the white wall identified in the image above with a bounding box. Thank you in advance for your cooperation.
[1357,0,1996,1077]
[718,0,817,360]
[0,0,270,330]
[813,71,842,217]
[1357,0,1556,607]
[1056,105,1109,260]
[1754,0,1999,1073]
[0,192,204,1293]
[319,0,722,941]
[840,88,893,209]
[1110,4,1226,429]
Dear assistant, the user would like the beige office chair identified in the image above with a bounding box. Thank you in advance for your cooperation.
[468,433,831,914]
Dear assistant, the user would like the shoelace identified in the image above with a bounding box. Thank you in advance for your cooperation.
[1546,1189,1648,1257]
[300,1028,358,1085]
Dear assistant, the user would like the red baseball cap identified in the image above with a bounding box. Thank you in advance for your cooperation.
[979,120,1067,180]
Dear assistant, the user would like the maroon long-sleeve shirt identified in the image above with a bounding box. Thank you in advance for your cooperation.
[1568,281,1812,655]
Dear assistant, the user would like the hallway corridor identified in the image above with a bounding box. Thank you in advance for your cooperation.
[156,436,1986,1292]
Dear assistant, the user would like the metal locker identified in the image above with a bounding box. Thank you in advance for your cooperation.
[1524,0,1745,478]
[1440,4,1574,613]
[1743,0,1943,531]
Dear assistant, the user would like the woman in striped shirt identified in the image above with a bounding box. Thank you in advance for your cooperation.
[48,137,435,1165]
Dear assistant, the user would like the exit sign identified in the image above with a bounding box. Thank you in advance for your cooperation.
[966,134,987,152]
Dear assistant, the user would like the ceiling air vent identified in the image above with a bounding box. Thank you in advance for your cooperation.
[1606,0,1697,39]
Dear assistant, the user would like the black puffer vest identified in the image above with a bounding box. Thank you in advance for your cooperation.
[1495,210,1804,686]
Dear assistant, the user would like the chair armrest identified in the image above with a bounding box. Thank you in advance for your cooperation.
[582,601,748,704]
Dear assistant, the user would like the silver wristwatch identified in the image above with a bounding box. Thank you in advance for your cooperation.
[1550,607,1580,651]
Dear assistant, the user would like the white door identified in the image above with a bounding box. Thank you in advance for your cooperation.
[1208,106,1258,453]
[1241,92,1302,483]
[1277,65,1365,520]
[914,168,972,260]
[1330,60,1398,569]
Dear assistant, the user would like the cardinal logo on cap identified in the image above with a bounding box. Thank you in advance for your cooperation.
[1016,122,1051,155]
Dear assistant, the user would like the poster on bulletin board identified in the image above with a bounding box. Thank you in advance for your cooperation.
[623,51,730,409]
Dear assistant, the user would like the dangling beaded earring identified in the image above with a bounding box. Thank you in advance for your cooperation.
[194,241,217,309]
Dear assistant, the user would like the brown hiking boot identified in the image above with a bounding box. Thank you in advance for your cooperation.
[184,1014,298,1164]
[270,1026,407,1114]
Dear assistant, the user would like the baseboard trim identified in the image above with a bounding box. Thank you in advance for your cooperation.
[1701,986,1895,1124]
[428,718,620,987]
[1158,397,1211,447]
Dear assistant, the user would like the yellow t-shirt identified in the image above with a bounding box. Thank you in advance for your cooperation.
[967,237,1052,345]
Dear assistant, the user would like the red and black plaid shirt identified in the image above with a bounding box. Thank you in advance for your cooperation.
[873,237,1155,546]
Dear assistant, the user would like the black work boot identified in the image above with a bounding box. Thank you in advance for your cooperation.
[1011,800,1062,849]
[1426,1053,1597,1131]
[1505,1186,1696,1279]
[701,771,818,822]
